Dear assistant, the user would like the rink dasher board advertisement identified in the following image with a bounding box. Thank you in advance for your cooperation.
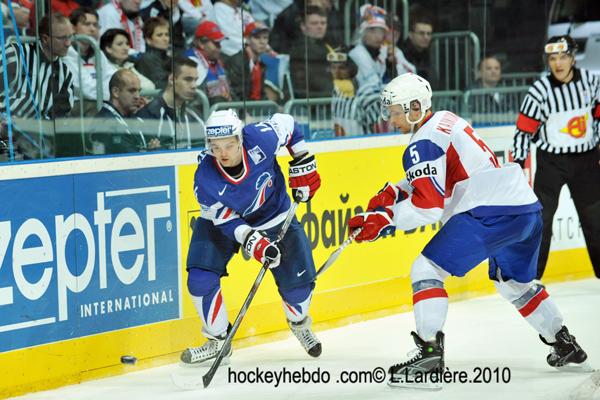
[0,166,180,353]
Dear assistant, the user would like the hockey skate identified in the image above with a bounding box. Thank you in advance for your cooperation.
[180,328,232,367]
[288,316,322,357]
[540,326,592,372]
[388,331,445,390]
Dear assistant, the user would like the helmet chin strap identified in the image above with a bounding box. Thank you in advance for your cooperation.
[405,109,427,133]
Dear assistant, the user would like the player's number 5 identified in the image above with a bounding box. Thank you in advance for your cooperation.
[409,145,420,164]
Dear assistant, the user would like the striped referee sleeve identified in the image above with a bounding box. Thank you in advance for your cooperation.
[593,73,600,144]
[512,83,544,161]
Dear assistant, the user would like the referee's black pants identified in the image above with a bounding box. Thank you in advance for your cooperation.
[534,148,600,279]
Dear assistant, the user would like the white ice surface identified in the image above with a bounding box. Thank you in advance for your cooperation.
[13,279,600,400]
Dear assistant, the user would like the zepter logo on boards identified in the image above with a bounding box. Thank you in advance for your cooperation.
[0,167,179,352]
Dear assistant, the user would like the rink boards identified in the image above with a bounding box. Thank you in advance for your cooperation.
[0,127,593,398]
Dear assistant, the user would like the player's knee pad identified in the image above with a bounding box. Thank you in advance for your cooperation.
[187,268,221,297]
[279,283,315,323]
[493,279,537,303]
[410,254,450,288]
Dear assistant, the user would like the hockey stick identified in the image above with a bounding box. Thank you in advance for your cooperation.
[201,200,299,388]
[315,227,362,278]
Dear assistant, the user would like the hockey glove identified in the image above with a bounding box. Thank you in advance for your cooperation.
[289,154,321,202]
[367,182,407,216]
[348,211,395,243]
[242,230,282,268]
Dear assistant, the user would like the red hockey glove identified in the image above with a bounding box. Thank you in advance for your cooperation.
[242,230,282,268]
[348,211,395,243]
[367,183,400,218]
[367,182,405,217]
[289,154,321,202]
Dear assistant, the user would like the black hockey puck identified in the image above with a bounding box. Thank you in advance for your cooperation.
[120,355,137,364]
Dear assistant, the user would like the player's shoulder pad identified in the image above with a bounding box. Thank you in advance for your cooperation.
[403,139,445,170]
[264,113,294,137]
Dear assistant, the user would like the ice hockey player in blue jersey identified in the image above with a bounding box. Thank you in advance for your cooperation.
[180,109,322,366]
[347,73,590,389]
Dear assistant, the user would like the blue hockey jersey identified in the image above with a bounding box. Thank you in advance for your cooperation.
[194,113,309,243]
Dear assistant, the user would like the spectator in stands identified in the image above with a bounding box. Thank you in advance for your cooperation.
[98,0,145,53]
[401,9,434,83]
[64,7,115,115]
[185,20,233,104]
[248,0,291,25]
[473,55,502,89]
[328,47,360,136]
[270,0,341,53]
[349,4,415,90]
[224,22,281,102]
[289,5,333,98]
[214,0,255,59]
[69,8,101,66]
[140,0,186,54]
[48,0,80,17]
[27,0,80,29]
[328,46,388,135]
[179,0,216,41]
[89,69,154,154]
[100,28,156,92]
[1,0,31,32]
[0,13,74,160]
[135,17,171,89]
[319,0,343,47]
[136,56,206,149]
[468,55,510,120]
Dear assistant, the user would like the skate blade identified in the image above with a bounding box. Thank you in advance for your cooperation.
[178,356,230,369]
[387,378,443,391]
[554,360,595,373]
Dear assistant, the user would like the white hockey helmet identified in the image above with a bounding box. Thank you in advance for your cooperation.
[380,73,432,126]
[205,109,243,142]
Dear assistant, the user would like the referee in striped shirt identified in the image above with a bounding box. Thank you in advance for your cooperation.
[512,35,600,280]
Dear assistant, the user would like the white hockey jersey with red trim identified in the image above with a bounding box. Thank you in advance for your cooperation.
[391,111,541,231]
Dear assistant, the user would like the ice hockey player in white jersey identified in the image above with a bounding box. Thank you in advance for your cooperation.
[348,73,590,389]
[181,109,322,366]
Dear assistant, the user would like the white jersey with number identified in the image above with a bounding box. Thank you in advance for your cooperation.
[391,111,541,231]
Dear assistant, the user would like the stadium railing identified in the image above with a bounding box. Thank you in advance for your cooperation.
[284,97,335,140]
[431,31,481,91]
[209,100,280,124]
[463,85,530,126]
